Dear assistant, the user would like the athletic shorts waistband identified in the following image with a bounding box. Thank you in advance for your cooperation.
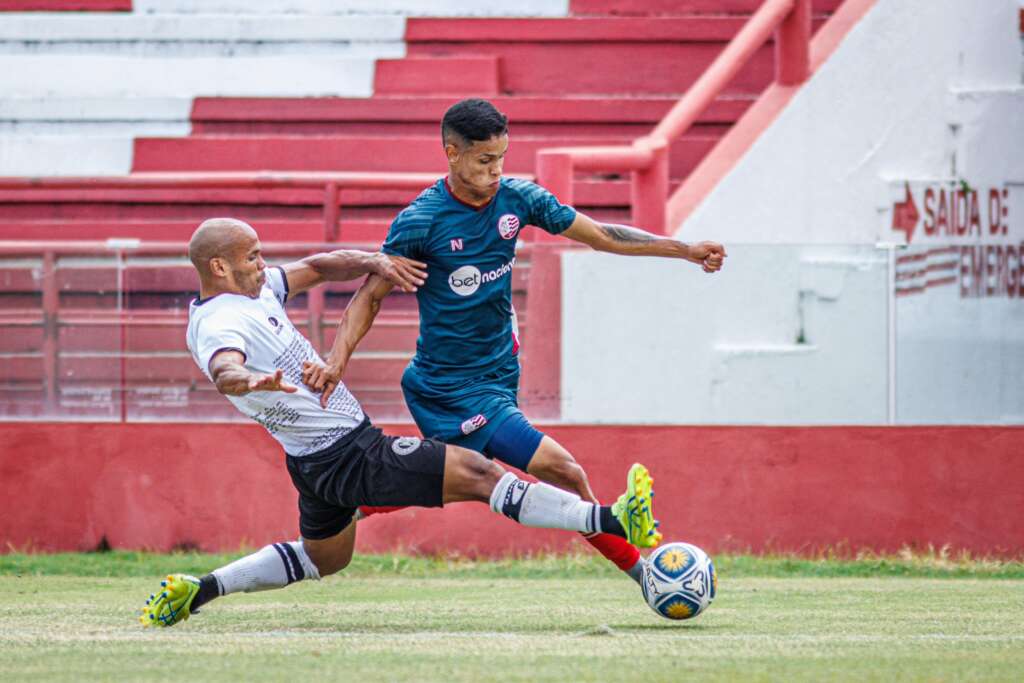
[285,416,372,462]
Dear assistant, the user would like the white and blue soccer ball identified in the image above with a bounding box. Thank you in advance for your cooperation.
[641,541,716,620]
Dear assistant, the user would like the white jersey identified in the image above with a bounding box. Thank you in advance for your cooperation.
[186,267,365,456]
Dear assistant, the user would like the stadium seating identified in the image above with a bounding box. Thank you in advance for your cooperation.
[0,0,839,421]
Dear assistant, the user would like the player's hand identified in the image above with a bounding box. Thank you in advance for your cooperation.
[372,253,427,293]
[302,360,345,408]
[247,369,298,393]
[687,241,727,273]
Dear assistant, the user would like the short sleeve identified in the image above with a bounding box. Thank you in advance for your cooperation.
[194,313,248,378]
[382,208,430,259]
[518,180,576,235]
[265,266,289,305]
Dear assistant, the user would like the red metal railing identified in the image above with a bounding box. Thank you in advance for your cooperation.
[0,241,368,415]
[535,0,812,236]
[0,172,443,243]
[0,239,558,420]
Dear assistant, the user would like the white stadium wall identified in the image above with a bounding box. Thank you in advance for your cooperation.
[560,0,1024,425]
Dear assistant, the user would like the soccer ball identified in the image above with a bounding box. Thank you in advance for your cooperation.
[641,541,716,620]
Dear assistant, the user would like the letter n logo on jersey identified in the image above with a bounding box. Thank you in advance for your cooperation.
[450,238,463,251]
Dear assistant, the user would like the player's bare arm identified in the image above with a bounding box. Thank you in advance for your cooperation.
[302,273,396,407]
[281,250,427,297]
[561,212,726,273]
[208,349,298,396]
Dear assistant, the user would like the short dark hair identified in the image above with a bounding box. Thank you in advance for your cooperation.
[441,98,509,147]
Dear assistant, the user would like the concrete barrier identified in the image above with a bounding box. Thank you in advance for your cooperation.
[2,421,1020,556]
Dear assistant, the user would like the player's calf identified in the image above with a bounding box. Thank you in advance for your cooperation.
[526,437,598,503]
[444,446,660,543]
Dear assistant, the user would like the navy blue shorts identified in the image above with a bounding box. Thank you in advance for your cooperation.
[401,358,522,453]
[401,359,544,471]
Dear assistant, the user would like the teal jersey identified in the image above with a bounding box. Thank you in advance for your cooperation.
[382,177,576,381]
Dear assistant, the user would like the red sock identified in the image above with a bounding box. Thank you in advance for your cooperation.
[358,506,408,517]
[582,532,641,571]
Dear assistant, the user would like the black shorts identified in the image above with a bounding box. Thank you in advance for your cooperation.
[285,419,447,540]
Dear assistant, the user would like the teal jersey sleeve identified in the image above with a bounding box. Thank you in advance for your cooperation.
[382,206,431,259]
[515,179,577,235]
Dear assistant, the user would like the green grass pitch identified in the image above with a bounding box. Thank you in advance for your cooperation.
[1,551,1022,682]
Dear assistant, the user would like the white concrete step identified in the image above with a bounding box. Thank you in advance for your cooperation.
[0,97,192,125]
[0,13,404,41]
[0,13,405,56]
[0,136,138,176]
[133,0,569,16]
[0,97,192,119]
[0,54,393,97]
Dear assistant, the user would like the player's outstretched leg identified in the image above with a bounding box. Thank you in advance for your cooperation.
[524,437,647,582]
[140,523,354,627]
[444,445,661,547]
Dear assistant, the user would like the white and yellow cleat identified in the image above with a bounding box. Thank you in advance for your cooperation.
[611,463,663,548]
[140,574,200,628]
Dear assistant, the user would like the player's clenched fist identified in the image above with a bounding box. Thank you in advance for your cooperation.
[687,241,727,273]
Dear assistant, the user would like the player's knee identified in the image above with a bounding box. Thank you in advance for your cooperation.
[533,451,587,489]
[445,446,504,500]
[308,548,352,578]
[302,539,354,578]
[464,449,504,485]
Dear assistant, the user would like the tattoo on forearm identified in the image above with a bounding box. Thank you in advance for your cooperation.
[600,223,656,244]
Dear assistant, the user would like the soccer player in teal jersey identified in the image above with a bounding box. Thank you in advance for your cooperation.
[304,99,726,583]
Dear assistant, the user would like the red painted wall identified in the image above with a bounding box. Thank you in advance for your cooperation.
[2,422,1020,557]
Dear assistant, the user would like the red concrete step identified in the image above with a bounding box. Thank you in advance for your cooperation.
[190,94,753,136]
[408,17,748,42]
[132,134,720,180]
[46,352,413,385]
[570,0,842,16]
[0,178,660,235]
[0,184,423,209]
[405,17,773,96]
[0,219,385,242]
[0,324,42,353]
[374,56,500,96]
[50,313,420,353]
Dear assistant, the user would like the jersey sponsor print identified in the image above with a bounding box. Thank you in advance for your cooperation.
[381,177,575,379]
[186,267,364,456]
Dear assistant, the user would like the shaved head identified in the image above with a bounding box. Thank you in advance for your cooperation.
[189,218,266,298]
[189,218,256,277]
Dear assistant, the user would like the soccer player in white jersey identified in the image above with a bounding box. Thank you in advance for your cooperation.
[140,218,662,628]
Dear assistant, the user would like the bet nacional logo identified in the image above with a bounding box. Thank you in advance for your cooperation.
[448,265,482,296]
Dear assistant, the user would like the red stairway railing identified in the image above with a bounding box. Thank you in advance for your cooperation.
[535,0,812,236]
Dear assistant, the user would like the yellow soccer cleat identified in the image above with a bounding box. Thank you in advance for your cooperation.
[139,574,200,628]
[611,463,663,548]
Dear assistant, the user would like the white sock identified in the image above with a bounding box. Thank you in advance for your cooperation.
[212,541,320,595]
[489,472,598,534]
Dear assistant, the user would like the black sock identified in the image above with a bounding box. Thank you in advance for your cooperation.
[191,574,221,612]
[599,506,626,538]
